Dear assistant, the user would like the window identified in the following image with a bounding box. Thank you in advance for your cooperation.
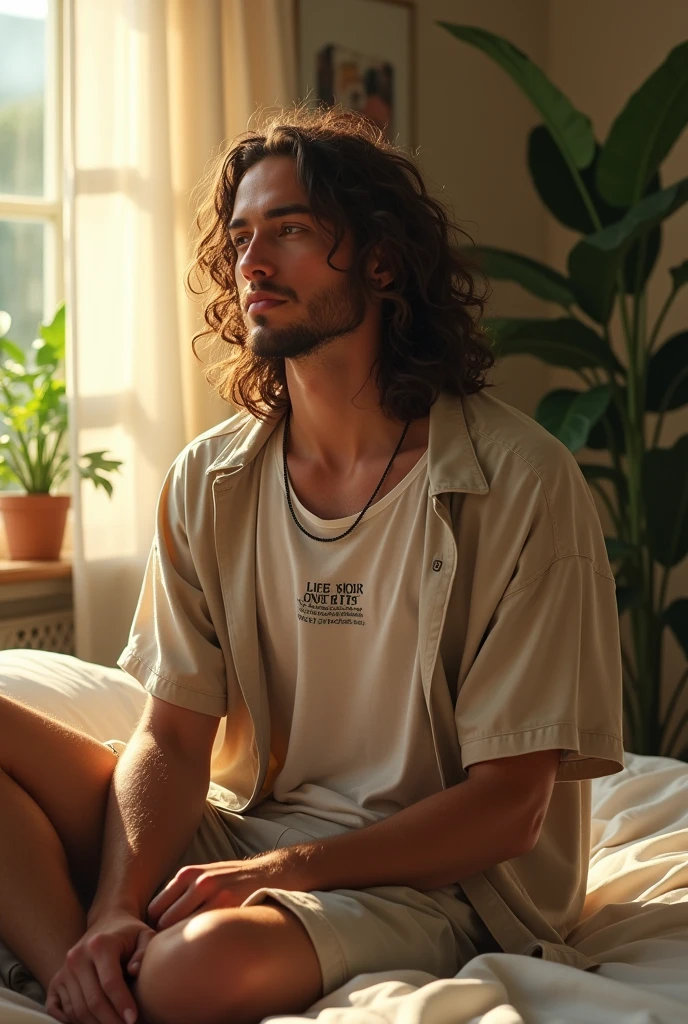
[0,0,62,351]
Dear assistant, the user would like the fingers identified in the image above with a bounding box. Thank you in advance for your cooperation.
[44,986,69,1023]
[126,928,156,978]
[60,941,140,1024]
[55,984,74,1023]
[87,957,137,1024]
[147,865,203,924]
[57,975,101,1024]
[59,958,123,1024]
[156,881,208,930]
[150,864,249,930]
[62,948,103,1024]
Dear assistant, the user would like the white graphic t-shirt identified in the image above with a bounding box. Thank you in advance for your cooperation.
[248,418,443,836]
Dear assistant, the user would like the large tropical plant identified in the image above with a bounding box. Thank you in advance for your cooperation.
[439,23,688,760]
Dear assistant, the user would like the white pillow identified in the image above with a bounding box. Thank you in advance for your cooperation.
[0,649,146,744]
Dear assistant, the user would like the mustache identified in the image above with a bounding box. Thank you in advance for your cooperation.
[245,286,290,301]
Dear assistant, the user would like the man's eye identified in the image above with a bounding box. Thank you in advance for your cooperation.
[232,225,303,248]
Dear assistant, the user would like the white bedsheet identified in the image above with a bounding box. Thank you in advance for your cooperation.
[1,740,687,1022]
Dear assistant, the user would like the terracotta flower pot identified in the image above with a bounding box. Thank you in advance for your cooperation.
[0,493,71,561]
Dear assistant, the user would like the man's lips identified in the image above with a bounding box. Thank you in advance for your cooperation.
[247,298,288,314]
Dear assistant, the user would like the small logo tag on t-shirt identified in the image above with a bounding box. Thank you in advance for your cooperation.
[432,559,443,572]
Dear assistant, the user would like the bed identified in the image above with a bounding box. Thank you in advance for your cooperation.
[1,649,687,1024]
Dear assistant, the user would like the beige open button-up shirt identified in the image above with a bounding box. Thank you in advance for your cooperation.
[118,388,625,972]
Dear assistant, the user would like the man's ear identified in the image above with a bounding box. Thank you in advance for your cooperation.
[367,245,394,290]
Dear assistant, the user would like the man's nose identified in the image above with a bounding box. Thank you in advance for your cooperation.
[238,236,276,279]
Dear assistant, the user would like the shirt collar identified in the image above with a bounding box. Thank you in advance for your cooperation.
[205,389,489,497]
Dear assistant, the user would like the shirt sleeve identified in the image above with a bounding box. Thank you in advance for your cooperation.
[454,455,625,783]
[117,451,227,719]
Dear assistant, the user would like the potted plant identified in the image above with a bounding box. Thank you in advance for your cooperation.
[0,301,123,560]
[439,24,688,760]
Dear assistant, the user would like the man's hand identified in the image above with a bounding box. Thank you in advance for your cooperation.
[44,911,155,1024]
[147,852,300,931]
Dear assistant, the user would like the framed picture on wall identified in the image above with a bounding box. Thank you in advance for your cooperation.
[295,0,415,151]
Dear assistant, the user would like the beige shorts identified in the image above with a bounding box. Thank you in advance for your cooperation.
[153,787,498,996]
[104,742,496,996]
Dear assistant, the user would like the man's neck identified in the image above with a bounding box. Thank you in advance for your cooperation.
[282,359,431,475]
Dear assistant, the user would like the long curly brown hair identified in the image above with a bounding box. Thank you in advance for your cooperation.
[186,103,495,423]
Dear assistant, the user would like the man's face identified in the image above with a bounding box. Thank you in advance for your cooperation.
[230,155,368,360]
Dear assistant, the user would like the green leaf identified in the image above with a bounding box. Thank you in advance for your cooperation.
[0,338,27,365]
[2,368,36,392]
[663,598,688,661]
[596,41,688,207]
[458,246,575,308]
[605,536,638,563]
[484,316,623,373]
[586,390,627,455]
[621,225,662,295]
[33,338,59,367]
[568,176,688,323]
[646,331,688,412]
[582,463,630,514]
[437,23,595,169]
[534,385,611,453]
[643,435,688,568]
[79,450,123,472]
[528,128,619,233]
[38,302,65,362]
[77,449,123,499]
[579,461,629,503]
[616,584,644,614]
[578,463,620,481]
[528,125,662,294]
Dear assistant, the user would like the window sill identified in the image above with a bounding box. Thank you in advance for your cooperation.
[0,560,72,584]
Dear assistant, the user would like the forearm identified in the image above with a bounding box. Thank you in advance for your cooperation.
[87,730,208,924]
[282,779,534,893]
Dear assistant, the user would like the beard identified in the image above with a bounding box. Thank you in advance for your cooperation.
[246,272,367,361]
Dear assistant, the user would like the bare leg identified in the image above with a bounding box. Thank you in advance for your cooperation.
[0,768,86,989]
[0,693,120,990]
[133,900,324,1024]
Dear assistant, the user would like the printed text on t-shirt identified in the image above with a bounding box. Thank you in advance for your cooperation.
[297,581,366,626]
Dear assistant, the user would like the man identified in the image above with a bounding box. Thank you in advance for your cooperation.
[1,106,624,1024]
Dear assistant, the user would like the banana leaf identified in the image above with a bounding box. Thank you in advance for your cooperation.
[437,23,595,170]
[457,246,575,308]
[534,385,610,453]
[484,316,624,373]
[596,40,688,206]
[568,176,688,323]
[663,598,688,660]
[643,435,688,568]
[646,331,688,412]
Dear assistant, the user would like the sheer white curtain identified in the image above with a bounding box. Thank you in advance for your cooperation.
[64,0,297,666]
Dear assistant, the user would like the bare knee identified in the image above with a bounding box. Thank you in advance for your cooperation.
[133,915,246,1024]
[0,690,115,785]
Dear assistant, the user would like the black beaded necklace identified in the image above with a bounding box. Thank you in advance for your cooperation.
[282,407,411,542]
